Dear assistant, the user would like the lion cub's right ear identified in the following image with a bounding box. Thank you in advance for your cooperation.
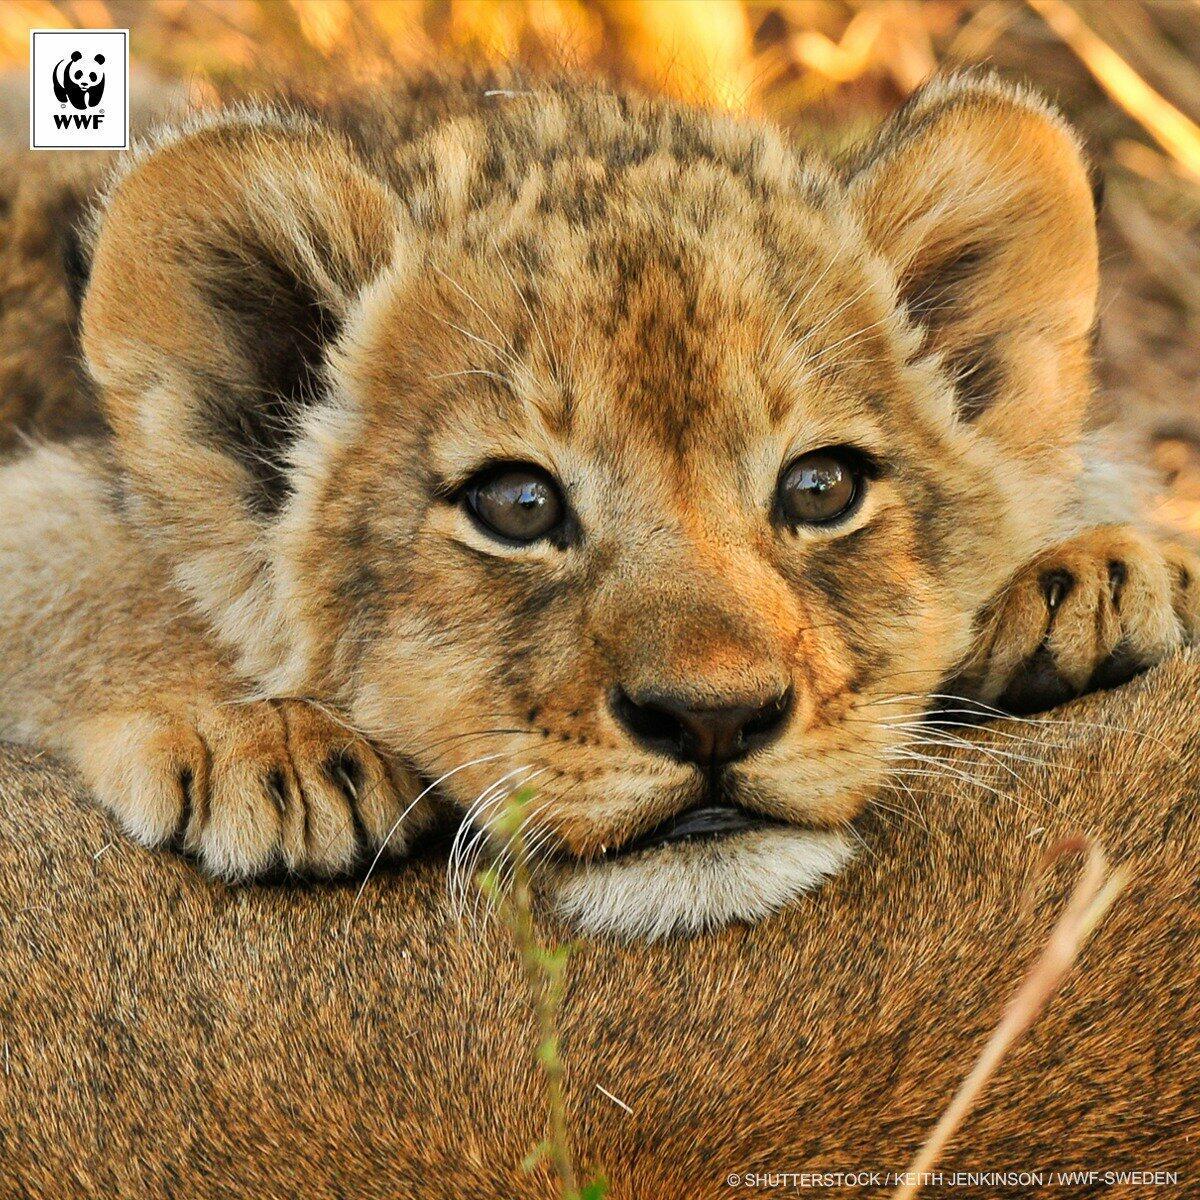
[82,115,401,679]
[844,73,1098,450]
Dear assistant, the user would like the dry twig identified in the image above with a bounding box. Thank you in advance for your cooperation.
[892,837,1126,1199]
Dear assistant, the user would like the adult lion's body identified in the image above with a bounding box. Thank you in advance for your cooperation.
[1,656,1197,1198]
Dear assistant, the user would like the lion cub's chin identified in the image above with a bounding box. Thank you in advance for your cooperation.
[545,827,855,942]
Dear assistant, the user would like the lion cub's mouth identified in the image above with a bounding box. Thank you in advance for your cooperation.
[602,801,784,860]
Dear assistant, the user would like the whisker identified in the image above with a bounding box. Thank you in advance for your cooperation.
[473,795,556,925]
[865,691,1174,748]
[448,764,552,916]
[453,777,538,916]
[890,756,1042,818]
[345,750,512,930]
[447,764,534,909]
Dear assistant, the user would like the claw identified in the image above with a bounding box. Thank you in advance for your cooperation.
[1106,560,1127,606]
[328,750,362,802]
[1039,568,1074,612]
[174,766,195,846]
[265,768,289,815]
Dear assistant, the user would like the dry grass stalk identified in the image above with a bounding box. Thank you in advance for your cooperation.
[478,789,607,1200]
[1027,0,1200,180]
[892,836,1127,1199]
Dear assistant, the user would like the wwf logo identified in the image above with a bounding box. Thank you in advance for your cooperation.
[31,28,131,150]
[53,50,105,112]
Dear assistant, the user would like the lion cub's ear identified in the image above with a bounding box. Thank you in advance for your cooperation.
[846,73,1098,444]
[82,115,400,680]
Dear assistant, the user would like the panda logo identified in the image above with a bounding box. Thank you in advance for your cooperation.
[52,51,105,112]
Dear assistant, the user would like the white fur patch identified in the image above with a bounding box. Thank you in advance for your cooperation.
[548,827,854,941]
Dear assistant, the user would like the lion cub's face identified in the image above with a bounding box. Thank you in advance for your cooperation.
[84,75,1098,937]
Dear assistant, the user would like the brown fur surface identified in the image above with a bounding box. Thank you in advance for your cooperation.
[0,150,99,448]
[0,73,178,451]
[0,653,1197,1198]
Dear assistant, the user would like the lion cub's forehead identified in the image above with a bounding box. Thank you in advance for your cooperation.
[382,208,904,486]
[401,239,899,513]
[354,87,918,481]
[383,84,837,235]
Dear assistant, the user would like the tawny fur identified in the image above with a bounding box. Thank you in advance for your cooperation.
[0,73,179,449]
[0,69,1196,938]
[0,656,1196,1196]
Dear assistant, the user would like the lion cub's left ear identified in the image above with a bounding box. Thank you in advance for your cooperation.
[82,115,401,682]
[846,73,1098,442]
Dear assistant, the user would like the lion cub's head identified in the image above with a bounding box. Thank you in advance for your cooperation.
[80,73,1098,937]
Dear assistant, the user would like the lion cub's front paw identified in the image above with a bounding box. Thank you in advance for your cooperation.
[75,698,428,879]
[959,526,1200,715]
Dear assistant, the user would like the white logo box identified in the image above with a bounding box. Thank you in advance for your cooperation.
[30,28,129,150]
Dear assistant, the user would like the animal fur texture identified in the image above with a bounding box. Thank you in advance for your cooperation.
[0,655,1196,1197]
[0,69,1197,939]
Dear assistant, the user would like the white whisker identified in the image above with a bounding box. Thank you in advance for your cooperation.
[346,750,511,930]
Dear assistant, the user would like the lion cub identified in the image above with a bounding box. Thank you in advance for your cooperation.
[0,71,1194,938]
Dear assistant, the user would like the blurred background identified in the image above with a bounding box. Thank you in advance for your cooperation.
[2,0,1199,525]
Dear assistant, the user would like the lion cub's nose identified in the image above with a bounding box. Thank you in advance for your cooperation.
[611,686,793,768]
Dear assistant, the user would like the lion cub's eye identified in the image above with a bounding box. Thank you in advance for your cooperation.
[464,464,565,544]
[778,448,865,527]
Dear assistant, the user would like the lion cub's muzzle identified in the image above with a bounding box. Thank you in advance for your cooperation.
[597,684,796,857]
[540,681,849,938]
[609,684,793,768]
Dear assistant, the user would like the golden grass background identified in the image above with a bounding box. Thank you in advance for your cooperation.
[3,0,1200,520]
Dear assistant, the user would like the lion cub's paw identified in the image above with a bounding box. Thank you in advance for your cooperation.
[76,698,428,879]
[960,526,1200,715]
